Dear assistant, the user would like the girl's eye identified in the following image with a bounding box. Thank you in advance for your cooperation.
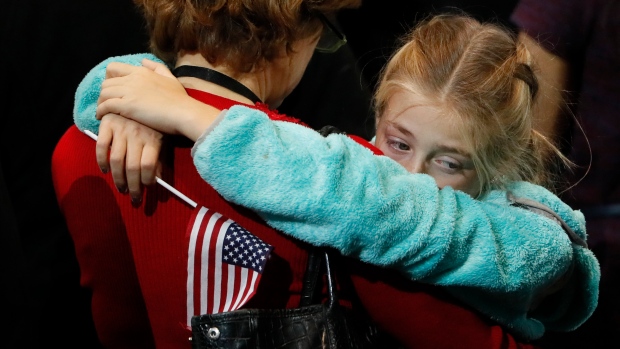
[387,139,410,151]
[435,158,462,172]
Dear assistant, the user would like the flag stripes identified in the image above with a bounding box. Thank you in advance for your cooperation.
[185,206,272,326]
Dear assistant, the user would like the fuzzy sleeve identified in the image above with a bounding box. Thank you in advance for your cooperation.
[73,53,166,134]
[192,105,599,339]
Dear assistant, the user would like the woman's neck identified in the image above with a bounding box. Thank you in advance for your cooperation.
[175,53,266,105]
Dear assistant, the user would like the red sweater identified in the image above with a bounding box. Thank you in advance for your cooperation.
[52,89,540,349]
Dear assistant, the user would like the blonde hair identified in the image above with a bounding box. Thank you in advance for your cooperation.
[374,14,571,196]
[134,0,361,72]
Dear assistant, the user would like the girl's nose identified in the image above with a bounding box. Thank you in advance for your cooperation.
[405,160,426,174]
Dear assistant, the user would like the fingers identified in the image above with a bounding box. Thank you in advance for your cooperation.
[96,62,184,129]
[123,126,162,204]
[105,61,143,79]
[107,125,129,195]
[140,142,162,186]
[97,90,127,120]
[96,117,114,174]
[141,58,176,78]
[96,114,164,206]
[99,63,149,117]
[125,134,144,205]
[97,73,133,120]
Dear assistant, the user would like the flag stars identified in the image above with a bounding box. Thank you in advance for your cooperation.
[221,222,273,273]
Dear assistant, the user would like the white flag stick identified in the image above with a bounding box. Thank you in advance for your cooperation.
[83,129,197,208]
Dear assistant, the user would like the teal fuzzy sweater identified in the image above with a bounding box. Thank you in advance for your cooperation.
[74,54,599,340]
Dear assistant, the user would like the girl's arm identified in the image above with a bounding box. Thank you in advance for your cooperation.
[190,105,599,339]
[75,58,599,339]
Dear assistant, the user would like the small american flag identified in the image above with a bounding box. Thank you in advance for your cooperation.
[186,206,273,325]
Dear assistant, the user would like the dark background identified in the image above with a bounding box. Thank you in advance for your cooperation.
[1,1,518,348]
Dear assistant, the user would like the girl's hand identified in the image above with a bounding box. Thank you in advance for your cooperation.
[97,59,188,134]
[97,113,163,205]
[94,58,223,204]
[97,58,218,141]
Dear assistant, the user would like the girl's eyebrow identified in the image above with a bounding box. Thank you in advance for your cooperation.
[389,122,471,157]
[435,144,470,157]
[390,122,414,138]
[435,145,476,170]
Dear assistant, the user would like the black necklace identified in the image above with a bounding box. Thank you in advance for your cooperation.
[172,65,262,104]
